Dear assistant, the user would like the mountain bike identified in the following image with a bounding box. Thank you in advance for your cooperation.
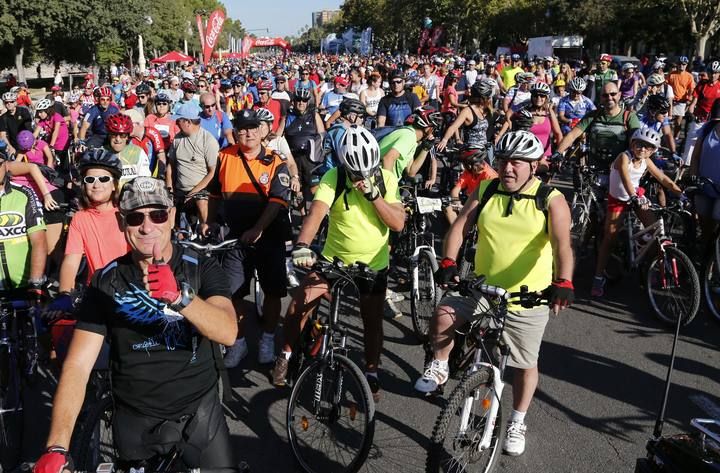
[396,174,443,342]
[286,258,375,473]
[604,202,700,327]
[425,278,547,473]
[177,238,264,321]
[568,162,607,262]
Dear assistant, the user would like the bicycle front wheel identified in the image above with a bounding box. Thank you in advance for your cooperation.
[71,394,117,471]
[427,368,502,473]
[646,246,700,327]
[703,259,720,324]
[411,250,438,342]
[287,354,375,473]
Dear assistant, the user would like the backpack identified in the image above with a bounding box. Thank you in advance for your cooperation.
[476,178,556,233]
[331,166,387,211]
[100,245,233,403]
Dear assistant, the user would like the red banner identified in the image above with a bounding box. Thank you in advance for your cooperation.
[196,14,206,53]
[239,37,292,59]
[202,9,225,66]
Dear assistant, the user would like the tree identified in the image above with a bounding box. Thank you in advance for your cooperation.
[679,0,720,58]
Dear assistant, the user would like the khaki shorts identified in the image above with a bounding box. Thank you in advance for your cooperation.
[439,292,550,369]
[672,102,687,117]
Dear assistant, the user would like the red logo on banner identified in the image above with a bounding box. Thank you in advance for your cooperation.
[203,9,225,65]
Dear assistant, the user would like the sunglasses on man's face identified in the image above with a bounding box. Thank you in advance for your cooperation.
[83,175,113,185]
[601,92,618,98]
[392,80,404,84]
[123,209,169,227]
[202,103,216,109]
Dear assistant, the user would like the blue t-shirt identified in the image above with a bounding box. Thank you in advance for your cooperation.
[558,95,596,134]
[199,110,233,148]
[111,84,123,102]
[85,104,120,137]
[377,92,421,127]
[247,85,259,104]
[321,91,345,116]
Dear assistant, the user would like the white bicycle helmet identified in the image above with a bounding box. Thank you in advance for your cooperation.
[631,127,661,148]
[709,61,720,73]
[255,107,275,123]
[2,92,17,102]
[36,98,53,112]
[495,130,544,161]
[647,73,665,86]
[530,82,551,96]
[622,62,635,71]
[338,125,380,179]
[568,77,587,93]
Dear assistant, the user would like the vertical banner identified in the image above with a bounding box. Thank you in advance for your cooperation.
[196,14,206,51]
[203,9,226,66]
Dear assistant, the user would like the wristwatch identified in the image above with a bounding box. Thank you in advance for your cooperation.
[169,282,196,312]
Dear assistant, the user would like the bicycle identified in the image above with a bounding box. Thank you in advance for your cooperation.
[425,278,547,473]
[568,162,608,262]
[285,258,376,473]
[0,291,70,470]
[603,202,700,327]
[396,174,442,342]
[177,238,264,321]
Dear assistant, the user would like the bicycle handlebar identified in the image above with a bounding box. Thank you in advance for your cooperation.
[177,238,246,254]
[311,257,377,281]
[452,278,548,308]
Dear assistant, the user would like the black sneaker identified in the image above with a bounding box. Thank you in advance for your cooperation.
[366,373,380,403]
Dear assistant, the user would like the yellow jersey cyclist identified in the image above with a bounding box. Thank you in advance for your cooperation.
[415,130,574,456]
[271,126,405,401]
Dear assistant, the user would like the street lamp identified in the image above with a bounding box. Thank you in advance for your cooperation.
[138,15,153,73]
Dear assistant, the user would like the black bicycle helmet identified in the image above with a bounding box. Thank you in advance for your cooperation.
[511,109,535,131]
[470,79,495,99]
[459,145,489,165]
[135,83,151,95]
[78,148,122,179]
[339,97,366,117]
[294,88,312,102]
[646,94,671,115]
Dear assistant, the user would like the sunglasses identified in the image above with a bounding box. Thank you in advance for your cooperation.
[83,175,113,185]
[123,209,169,227]
[601,92,618,98]
[3,101,15,105]
[138,95,148,99]
[202,103,216,108]
[295,97,310,102]
[392,79,404,84]
[156,102,169,106]
[634,141,656,150]
[110,133,129,139]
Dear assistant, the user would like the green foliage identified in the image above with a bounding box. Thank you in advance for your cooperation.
[0,0,243,71]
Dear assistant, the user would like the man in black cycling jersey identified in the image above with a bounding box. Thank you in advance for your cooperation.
[34,177,237,473]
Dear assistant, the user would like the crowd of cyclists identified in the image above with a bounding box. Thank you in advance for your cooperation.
[1,47,719,472]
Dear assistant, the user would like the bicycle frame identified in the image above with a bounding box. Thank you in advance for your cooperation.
[621,213,668,270]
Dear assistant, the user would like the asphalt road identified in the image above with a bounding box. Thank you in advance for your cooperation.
[222,264,720,473]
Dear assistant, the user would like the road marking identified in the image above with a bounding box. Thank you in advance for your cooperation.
[690,394,720,419]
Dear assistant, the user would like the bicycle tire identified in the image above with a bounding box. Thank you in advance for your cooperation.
[0,345,21,471]
[703,259,720,324]
[426,367,502,473]
[570,202,590,262]
[71,395,117,471]
[645,246,700,327]
[287,354,375,473]
[411,250,437,342]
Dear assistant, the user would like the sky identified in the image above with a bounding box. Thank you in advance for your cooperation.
[226,1,344,38]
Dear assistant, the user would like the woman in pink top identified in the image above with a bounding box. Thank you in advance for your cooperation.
[34,99,69,153]
[144,92,179,142]
[59,149,128,293]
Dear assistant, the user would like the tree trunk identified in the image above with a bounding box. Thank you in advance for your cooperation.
[128,46,135,73]
[14,42,25,83]
[696,34,709,59]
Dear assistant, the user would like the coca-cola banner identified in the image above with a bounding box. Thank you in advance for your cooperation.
[203,9,226,66]
[239,37,292,59]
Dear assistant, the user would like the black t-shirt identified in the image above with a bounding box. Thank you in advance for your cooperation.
[0,107,33,148]
[75,244,231,419]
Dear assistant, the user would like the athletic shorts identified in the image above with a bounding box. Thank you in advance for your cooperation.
[222,240,287,298]
[672,102,687,117]
[438,292,550,369]
[607,187,644,214]
[112,387,235,469]
[44,188,67,225]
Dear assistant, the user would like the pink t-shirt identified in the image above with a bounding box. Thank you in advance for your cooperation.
[24,139,49,165]
[37,113,69,151]
[65,206,130,282]
[145,115,179,142]
[530,115,552,157]
[442,85,458,114]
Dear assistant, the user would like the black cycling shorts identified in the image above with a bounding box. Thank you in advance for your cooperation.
[43,188,67,225]
[112,387,235,470]
[222,239,288,298]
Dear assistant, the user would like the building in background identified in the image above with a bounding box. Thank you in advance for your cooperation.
[312,9,341,28]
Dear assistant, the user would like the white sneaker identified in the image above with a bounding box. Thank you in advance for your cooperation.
[414,359,449,393]
[224,338,248,368]
[502,421,527,456]
[258,334,276,364]
[386,288,405,303]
